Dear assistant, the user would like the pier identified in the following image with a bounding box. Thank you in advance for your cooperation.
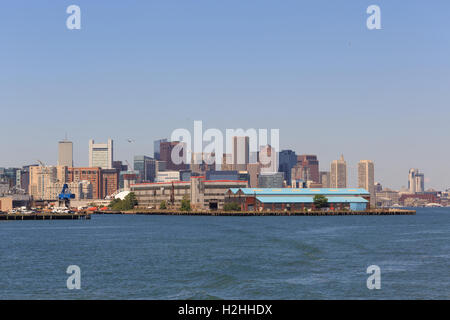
[94,209,416,216]
[0,212,91,221]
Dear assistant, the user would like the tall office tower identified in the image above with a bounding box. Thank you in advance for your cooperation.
[358,160,375,207]
[154,138,168,161]
[160,141,188,171]
[58,140,73,167]
[259,145,278,173]
[319,171,331,188]
[297,155,320,183]
[89,139,113,169]
[278,150,297,185]
[232,136,250,171]
[408,168,424,193]
[330,155,347,188]
[133,156,156,182]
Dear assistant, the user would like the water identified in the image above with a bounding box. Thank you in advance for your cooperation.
[0,208,449,299]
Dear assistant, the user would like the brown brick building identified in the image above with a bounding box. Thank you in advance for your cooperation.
[160,141,188,171]
[67,167,118,199]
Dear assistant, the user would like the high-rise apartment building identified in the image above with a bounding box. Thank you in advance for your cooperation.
[232,136,250,171]
[89,139,113,169]
[408,168,425,194]
[358,160,375,207]
[58,140,73,167]
[330,155,347,188]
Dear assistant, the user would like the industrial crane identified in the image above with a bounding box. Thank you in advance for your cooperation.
[58,184,75,208]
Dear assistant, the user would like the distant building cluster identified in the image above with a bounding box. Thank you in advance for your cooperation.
[1,134,448,212]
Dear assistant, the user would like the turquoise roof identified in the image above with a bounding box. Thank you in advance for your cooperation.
[234,188,370,196]
[256,196,368,204]
[228,188,240,194]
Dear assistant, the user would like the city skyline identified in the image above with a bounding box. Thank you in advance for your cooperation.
[0,135,439,192]
[1,1,450,190]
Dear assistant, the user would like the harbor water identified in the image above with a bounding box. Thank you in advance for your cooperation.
[0,208,449,299]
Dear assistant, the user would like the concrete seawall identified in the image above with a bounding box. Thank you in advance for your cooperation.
[95,209,416,216]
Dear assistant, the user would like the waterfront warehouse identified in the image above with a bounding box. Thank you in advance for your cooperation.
[225,188,371,211]
[131,177,248,210]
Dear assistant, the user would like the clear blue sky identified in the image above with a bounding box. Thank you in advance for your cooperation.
[1,1,449,190]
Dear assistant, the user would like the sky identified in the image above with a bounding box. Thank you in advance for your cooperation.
[0,1,449,190]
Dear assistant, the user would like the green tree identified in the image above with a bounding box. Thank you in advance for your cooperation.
[109,192,138,211]
[224,202,241,211]
[313,194,328,209]
[180,195,191,211]
[160,200,167,210]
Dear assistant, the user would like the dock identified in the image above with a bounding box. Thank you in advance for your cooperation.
[0,212,91,221]
[94,209,416,216]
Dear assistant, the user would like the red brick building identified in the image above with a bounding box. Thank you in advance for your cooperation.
[67,167,118,199]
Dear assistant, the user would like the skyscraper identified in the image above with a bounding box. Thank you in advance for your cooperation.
[358,160,375,207]
[58,140,73,167]
[330,155,347,188]
[408,168,424,194]
[134,156,156,182]
[160,141,188,171]
[232,136,250,171]
[278,150,297,185]
[154,138,168,160]
[89,139,113,169]
[297,155,320,183]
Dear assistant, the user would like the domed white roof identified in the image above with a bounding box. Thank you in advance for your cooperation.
[115,190,131,200]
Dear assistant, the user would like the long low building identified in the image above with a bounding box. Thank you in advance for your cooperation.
[131,177,248,210]
[226,188,371,211]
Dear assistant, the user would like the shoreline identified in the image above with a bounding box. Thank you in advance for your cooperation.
[94,209,416,216]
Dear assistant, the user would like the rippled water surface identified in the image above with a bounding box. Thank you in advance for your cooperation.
[1,208,449,299]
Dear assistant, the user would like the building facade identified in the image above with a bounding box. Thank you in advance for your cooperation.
[278,150,297,186]
[131,178,248,210]
[297,155,320,183]
[408,168,424,194]
[134,155,156,182]
[226,188,370,212]
[89,139,113,169]
[330,155,347,188]
[258,172,284,188]
[160,141,188,171]
[358,160,375,207]
[58,140,73,167]
[232,136,250,171]
[155,171,181,183]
